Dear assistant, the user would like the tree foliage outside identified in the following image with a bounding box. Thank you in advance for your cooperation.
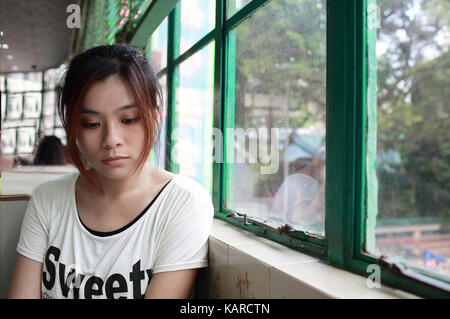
[235,0,326,131]
[376,0,449,226]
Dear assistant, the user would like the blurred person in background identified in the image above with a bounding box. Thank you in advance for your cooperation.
[32,135,68,165]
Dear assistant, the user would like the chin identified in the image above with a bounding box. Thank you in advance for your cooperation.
[92,164,137,180]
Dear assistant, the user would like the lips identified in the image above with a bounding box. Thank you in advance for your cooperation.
[102,156,129,166]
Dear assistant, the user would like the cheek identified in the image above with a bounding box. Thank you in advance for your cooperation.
[131,123,147,144]
[76,133,97,157]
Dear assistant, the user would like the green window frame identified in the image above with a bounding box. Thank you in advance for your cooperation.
[126,0,450,298]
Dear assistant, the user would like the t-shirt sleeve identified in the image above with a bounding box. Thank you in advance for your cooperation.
[16,186,50,263]
[152,185,214,274]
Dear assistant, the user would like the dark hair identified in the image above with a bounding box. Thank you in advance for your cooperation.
[57,44,163,188]
[33,135,67,165]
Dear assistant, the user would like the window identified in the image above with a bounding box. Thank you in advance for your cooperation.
[146,18,169,168]
[2,73,39,158]
[175,42,215,189]
[145,4,215,189]
[148,74,168,169]
[0,69,63,160]
[367,0,450,284]
[117,0,450,297]
[147,17,168,73]
[227,0,252,17]
[0,75,5,121]
[179,0,215,56]
[223,0,326,236]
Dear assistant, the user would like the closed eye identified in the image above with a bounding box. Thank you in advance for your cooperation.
[81,122,100,128]
[122,117,139,125]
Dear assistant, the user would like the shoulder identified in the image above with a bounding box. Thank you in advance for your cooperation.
[160,174,214,221]
[23,173,77,227]
[168,174,211,205]
[158,175,214,234]
[31,172,77,200]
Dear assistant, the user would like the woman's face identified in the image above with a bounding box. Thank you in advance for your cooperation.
[77,74,146,180]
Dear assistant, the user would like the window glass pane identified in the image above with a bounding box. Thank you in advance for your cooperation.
[44,67,64,90]
[1,128,16,155]
[1,72,44,161]
[54,127,66,145]
[227,0,252,18]
[147,17,168,73]
[23,93,41,119]
[5,93,22,120]
[1,76,5,120]
[149,75,167,169]
[1,76,4,121]
[175,42,215,191]
[225,0,327,235]
[371,0,450,279]
[5,73,24,92]
[41,91,56,137]
[6,72,42,92]
[16,127,35,155]
[179,0,215,56]
[1,93,5,121]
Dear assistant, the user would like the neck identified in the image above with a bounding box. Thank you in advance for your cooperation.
[86,163,154,200]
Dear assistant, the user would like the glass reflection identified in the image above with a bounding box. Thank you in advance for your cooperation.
[147,17,168,73]
[179,0,215,56]
[175,42,215,191]
[225,0,327,235]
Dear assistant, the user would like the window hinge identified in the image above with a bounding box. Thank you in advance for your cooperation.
[226,212,296,234]
[377,254,450,296]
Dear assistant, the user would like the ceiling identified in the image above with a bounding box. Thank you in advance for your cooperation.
[0,0,77,74]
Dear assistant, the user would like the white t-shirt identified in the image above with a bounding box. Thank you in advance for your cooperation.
[16,172,214,299]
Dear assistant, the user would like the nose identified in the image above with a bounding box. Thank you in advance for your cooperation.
[102,122,123,149]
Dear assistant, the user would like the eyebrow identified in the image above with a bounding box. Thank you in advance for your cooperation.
[81,103,137,115]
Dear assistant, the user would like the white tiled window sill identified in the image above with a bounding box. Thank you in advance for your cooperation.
[202,218,420,299]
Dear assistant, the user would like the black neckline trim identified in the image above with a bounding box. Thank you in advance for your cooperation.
[78,178,173,237]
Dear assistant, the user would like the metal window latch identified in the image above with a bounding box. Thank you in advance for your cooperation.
[377,254,450,295]
[377,254,409,275]
[226,212,296,234]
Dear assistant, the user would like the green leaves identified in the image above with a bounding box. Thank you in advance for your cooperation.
[377,0,449,220]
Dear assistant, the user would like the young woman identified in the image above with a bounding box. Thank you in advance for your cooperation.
[8,45,214,299]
